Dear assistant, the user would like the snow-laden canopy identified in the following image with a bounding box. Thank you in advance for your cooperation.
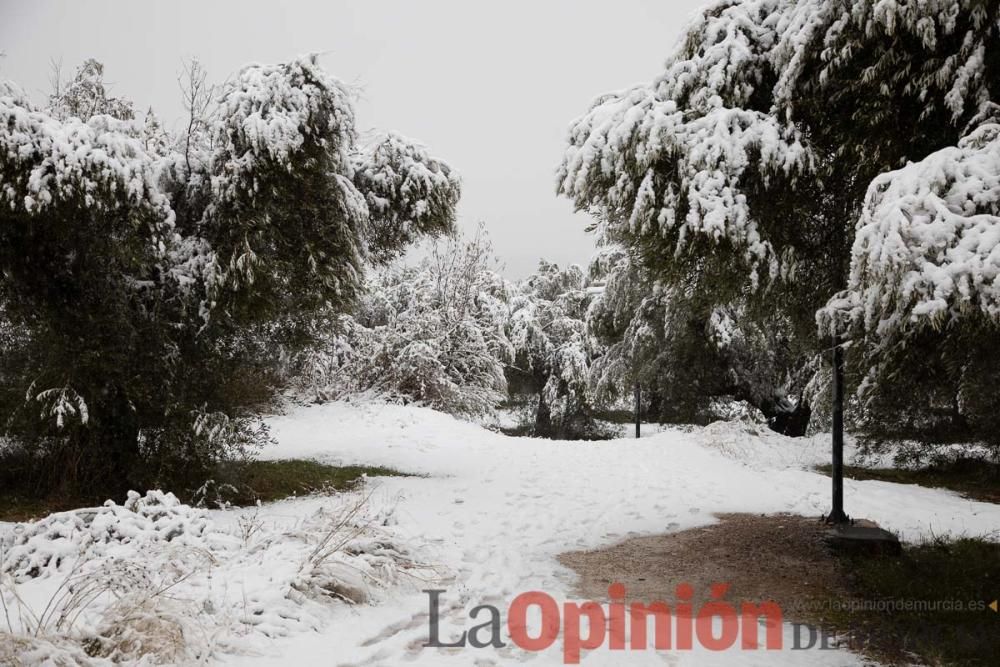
[0,85,171,231]
[352,132,462,263]
[210,56,359,206]
[2,55,462,315]
[820,115,1000,338]
[558,0,1000,339]
[558,82,810,278]
[205,56,461,301]
[0,81,180,318]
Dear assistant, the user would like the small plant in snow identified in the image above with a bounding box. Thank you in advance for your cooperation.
[1,489,427,663]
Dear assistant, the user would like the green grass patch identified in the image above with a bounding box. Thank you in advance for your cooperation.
[817,457,1000,504]
[825,537,1000,665]
[218,459,407,505]
[0,460,409,521]
[0,494,82,523]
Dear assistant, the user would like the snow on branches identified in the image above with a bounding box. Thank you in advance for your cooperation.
[210,56,358,206]
[353,132,461,264]
[295,229,512,417]
[557,87,810,276]
[769,0,998,122]
[820,116,1000,339]
[205,56,463,305]
[557,0,813,279]
[48,59,135,123]
[558,0,1000,340]
[0,85,172,231]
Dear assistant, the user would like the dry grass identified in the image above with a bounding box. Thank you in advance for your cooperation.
[1,544,217,664]
[1,485,432,665]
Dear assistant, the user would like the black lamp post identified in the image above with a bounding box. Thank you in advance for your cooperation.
[634,382,641,438]
[827,336,850,524]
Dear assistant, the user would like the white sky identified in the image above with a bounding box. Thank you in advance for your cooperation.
[0,0,706,277]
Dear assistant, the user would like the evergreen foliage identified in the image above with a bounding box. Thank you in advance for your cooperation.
[0,55,460,498]
[558,0,1000,444]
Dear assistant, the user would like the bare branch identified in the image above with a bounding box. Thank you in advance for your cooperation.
[47,57,63,102]
[177,57,217,174]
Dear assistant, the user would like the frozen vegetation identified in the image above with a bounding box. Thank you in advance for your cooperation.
[2,0,1000,664]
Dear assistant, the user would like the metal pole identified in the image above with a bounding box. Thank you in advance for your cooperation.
[634,383,641,439]
[828,337,849,524]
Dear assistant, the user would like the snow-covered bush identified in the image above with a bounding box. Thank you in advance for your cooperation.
[0,490,423,664]
[2,491,212,581]
[295,228,512,417]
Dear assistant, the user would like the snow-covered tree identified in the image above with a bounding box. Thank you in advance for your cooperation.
[818,110,1000,446]
[141,107,171,156]
[507,260,604,437]
[0,55,461,496]
[48,59,135,121]
[295,228,512,416]
[586,245,813,431]
[558,0,1000,442]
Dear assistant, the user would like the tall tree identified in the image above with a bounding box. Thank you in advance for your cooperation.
[558,0,1000,446]
[507,260,603,437]
[0,55,461,496]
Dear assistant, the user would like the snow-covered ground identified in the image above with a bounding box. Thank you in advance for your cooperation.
[4,400,999,665]
[244,401,999,666]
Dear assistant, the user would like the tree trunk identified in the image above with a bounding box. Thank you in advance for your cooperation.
[98,385,141,498]
[634,383,641,438]
[767,400,812,437]
[534,394,552,437]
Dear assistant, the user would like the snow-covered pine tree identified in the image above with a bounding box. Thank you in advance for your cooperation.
[558,0,1000,444]
[0,55,461,497]
[585,245,812,431]
[815,99,1000,450]
[507,260,605,438]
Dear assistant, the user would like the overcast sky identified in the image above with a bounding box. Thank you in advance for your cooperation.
[0,0,705,277]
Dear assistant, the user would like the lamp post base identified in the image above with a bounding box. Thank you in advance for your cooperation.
[825,522,902,556]
[822,509,851,525]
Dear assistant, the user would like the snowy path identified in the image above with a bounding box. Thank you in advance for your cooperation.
[227,402,1000,666]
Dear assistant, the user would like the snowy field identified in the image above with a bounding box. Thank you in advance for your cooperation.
[4,400,1000,666]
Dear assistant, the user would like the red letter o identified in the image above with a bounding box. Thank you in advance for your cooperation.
[508,592,560,651]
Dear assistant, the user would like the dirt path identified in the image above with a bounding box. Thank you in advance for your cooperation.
[559,513,849,613]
